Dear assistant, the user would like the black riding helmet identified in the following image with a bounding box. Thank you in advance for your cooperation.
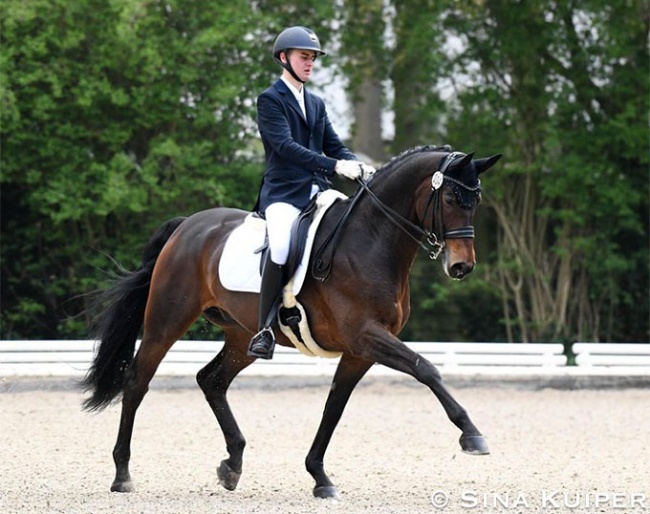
[273,26,326,83]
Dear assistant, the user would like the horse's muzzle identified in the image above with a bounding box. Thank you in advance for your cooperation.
[443,238,476,280]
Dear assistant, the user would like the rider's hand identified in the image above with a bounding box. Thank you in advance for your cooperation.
[360,163,376,180]
[335,160,363,180]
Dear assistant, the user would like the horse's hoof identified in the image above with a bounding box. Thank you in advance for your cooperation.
[110,480,134,493]
[460,434,490,455]
[313,485,340,499]
[217,460,242,491]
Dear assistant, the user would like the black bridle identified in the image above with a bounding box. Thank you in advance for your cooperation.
[356,152,481,260]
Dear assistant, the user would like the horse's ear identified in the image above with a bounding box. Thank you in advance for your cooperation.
[456,152,474,168]
[475,154,502,175]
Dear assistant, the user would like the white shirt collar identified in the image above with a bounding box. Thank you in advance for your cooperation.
[281,75,304,98]
[281,76,306,117]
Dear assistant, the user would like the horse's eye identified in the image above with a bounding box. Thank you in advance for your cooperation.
[444,193,455,205]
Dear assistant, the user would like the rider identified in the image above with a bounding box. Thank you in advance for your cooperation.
[248,26,375,359]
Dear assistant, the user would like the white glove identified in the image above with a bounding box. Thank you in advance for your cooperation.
[360,163,376,180]
[335,160,363,180]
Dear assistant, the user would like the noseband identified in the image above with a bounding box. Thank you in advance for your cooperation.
[357,152,481,260]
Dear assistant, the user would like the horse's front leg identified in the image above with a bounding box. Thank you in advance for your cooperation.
[305,354,373,499]
[358,326,489,455]
[196,334,256,492]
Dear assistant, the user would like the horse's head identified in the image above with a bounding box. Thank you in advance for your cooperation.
[417,151,502,280]
[352,146,501,283]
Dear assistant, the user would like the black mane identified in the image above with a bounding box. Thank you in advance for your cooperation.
[377,145,449,175]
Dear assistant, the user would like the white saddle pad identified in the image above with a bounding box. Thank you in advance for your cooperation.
[219,190,347,295]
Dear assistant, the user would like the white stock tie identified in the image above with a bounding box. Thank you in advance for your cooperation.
[298,94,306,120]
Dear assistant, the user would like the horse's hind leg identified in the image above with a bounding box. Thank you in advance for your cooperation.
[196,328,256,492]
[305,354,373,499]
[111,347,165,492]
[111,288,203,492]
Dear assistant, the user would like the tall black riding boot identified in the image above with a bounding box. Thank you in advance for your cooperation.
[247,259,285,359]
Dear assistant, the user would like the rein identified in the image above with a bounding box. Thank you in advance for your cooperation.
[355,178,444,259]
[356,152,480,260]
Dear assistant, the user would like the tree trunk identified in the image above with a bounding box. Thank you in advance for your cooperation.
[351,76,387,162]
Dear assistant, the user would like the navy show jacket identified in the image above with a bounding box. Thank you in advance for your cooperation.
[254,79,357,214]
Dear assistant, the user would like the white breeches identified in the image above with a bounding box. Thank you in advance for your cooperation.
[265,184,319,265]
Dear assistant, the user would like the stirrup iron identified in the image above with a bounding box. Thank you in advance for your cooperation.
[247,327,276,360]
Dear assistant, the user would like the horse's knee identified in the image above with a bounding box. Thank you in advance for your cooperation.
[410,357,443,384]
[423,359,442,379]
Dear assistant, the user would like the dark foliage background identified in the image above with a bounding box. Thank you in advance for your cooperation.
[2,0,648,343]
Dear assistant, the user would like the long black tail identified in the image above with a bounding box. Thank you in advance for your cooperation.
[81,216,187,411]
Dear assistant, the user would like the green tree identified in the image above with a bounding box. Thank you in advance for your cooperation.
[2,0,647,345]
[441,0,649,342]
[0,0,342,338]
[341,0,648,343]
[0,0,337,338]
[339,0,388,162]
[390,0,448,153]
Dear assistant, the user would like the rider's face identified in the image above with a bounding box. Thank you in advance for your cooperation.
[283,50,317,83]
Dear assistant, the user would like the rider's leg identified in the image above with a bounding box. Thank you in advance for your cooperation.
[247,202,299,359]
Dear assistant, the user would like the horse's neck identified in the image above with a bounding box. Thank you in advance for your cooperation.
[374,154,434,216]
[373,157,430,226]
[352,160,430,271]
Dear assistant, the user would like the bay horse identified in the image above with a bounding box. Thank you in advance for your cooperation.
[81,146,502,499]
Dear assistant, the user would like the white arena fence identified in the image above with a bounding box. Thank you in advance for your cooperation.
[1,340,649,378]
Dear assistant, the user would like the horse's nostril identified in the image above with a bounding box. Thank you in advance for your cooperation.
[450,262,474,279]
